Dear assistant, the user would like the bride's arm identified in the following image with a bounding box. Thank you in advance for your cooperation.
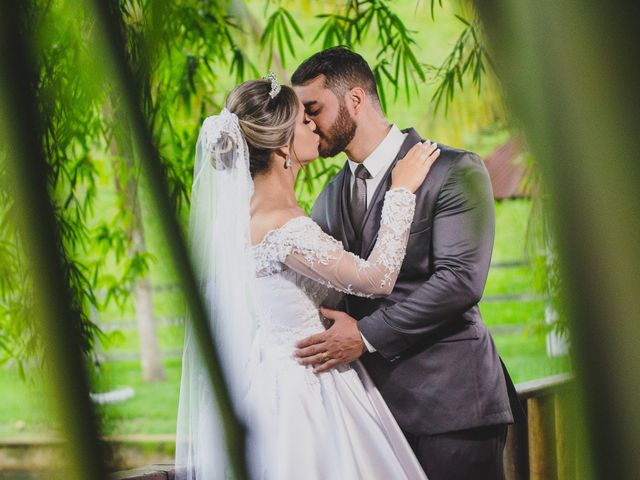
[274,188,416,298]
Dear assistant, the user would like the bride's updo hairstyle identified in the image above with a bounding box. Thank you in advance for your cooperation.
[225,80,299,177]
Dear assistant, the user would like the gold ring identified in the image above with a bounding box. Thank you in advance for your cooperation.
[321,352,331,363]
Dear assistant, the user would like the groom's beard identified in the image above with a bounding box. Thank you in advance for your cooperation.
[318,102,357,158]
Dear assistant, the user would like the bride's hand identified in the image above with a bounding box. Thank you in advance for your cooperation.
[390,141,440,193]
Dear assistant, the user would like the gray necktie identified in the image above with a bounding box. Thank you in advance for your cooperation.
[350,164,371,233]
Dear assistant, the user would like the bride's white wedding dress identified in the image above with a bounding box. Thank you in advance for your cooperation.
[246,188,427,480]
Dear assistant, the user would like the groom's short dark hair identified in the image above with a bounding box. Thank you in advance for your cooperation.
[292,46,381,106]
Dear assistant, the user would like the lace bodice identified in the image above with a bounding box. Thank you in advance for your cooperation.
[252,188,416,299]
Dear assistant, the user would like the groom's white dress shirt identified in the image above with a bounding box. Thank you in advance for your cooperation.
[347,124,407,353]
[347,124,407,207]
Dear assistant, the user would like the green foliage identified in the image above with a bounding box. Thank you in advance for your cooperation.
[0,0,255,370]
[0,1,109,373]
[261,0,438,212]
[261,7,304,67]
[528,214,568,338]
[431,13,492,114]
[312,0,427,109]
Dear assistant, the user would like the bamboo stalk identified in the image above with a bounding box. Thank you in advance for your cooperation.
[474,1,640,477]
[555,391,575,480]
[0,3,107,479]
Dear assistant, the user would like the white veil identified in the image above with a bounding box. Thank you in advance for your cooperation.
[175,108,257,479]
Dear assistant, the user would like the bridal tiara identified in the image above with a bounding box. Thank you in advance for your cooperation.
[264,71,281,98]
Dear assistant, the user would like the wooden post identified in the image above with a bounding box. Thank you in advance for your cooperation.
[504,401,529,480]
[528,395,557,480]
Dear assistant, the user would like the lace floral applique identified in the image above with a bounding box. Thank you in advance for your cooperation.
[381,187,415,235]
[252,217,310,277]
[274,217,342,265]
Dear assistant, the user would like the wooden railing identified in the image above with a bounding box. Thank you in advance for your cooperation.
[504,373,575,480]
[110,373,575,480]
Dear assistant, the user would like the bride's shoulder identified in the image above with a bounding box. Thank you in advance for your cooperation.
[250,208,309,245]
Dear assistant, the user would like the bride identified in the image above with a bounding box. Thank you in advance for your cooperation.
[176,74,440,479]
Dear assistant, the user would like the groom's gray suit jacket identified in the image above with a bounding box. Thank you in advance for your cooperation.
[311,128,517,436]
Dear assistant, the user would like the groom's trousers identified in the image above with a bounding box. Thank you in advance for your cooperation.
[404,424,508,480]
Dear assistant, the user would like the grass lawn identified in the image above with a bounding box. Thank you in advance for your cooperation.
[494,333,571,382]
[0,328,570,439]
[481,300,546,328]
[94,358,183,436]
[0,366,52,439]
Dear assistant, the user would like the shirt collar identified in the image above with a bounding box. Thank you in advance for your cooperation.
[348,125,407,178]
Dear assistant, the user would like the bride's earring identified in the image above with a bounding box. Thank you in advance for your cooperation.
[284,156,291,169]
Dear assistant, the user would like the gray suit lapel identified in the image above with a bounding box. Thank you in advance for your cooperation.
[360,128,423,258]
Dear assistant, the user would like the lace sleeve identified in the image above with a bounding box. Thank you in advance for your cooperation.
[271,188,416,298]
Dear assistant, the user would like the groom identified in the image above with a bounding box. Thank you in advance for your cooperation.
[292,47,523,480]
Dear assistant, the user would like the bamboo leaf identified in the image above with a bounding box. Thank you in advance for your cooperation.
[275,13,286,67]
[455,14,471,26]
[312,17,332,44]
[282,8,304,39]
[281,15,296,57]
[373,66,388,113]
[430,0,443,20]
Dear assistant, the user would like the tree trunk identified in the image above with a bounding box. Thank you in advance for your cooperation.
[131,197,166,382]
[107,101,165,382]
[134,273,165,382]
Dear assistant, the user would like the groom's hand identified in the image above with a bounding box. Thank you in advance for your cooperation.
[295,307,366,373]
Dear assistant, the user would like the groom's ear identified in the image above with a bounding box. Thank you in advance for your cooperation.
[346,87,366,117]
